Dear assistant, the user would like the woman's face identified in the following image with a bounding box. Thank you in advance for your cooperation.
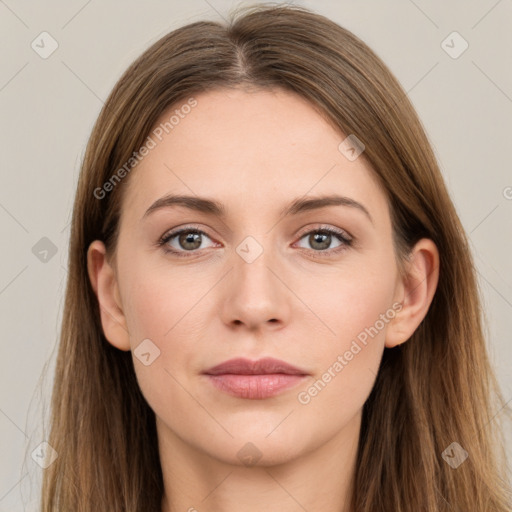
[93,87,409,466]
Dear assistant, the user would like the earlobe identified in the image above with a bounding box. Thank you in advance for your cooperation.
[385,238,440,348]
[86,240,131,351]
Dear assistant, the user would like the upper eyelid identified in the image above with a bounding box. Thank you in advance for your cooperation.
[160,225,213,242]
[295,224,352,240]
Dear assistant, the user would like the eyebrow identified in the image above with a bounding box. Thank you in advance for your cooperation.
[142,193,373,223]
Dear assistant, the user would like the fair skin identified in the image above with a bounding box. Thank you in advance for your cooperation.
[87,87,439,512]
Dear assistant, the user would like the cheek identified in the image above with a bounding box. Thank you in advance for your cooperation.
[304,249,398,343]
[118,263,212,405]
[120,261,201,342]
[297,254,397,412]
[122,276,199,429]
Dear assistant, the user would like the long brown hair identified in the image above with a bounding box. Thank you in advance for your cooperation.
[41,3,511,510]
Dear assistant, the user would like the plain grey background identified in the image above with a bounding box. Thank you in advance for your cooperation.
[1,1,511,509]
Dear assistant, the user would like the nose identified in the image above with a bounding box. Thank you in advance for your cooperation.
[219,243,291,331]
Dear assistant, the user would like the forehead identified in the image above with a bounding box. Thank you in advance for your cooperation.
[120,87,387,222]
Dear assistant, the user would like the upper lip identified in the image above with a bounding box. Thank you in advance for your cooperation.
[203,357,308,376]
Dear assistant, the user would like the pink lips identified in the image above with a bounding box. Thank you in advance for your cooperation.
[202,357,308,399]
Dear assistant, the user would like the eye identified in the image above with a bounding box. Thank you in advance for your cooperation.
[294,226,353,256]
[157,224,353,258]
[158,226,217,257]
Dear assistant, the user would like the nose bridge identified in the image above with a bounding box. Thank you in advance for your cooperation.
[222,233,289,328]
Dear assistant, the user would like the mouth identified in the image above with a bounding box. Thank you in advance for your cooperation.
[202,357,309,400]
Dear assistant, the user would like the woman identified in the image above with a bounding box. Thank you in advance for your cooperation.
[41,3,511,511]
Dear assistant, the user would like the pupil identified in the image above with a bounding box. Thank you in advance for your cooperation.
[311,232,330,250]
[181,231,201,250]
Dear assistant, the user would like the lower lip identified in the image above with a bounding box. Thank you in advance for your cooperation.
[204,373,307,399]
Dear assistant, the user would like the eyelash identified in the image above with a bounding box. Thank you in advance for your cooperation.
[157,224,353,259]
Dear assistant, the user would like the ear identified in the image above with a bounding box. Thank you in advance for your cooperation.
[385,238,439,348]
[87,240,131,351]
